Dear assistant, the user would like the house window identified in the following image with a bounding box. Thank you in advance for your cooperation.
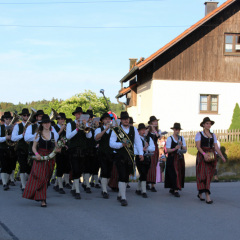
[225,33,240,54]
[200,94,218,114]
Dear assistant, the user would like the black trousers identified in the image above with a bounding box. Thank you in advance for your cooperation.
[84,149,99,175]
[99,151,113,179]
[0,148,16,174]
[17,149,31,174]
[114,153,133,183]
[136,155,151,182]
[56,150,71,177]
[69,147,85,179]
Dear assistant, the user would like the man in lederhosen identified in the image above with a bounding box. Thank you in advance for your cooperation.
[11,108,31,192]
[95,112,114,199]
[53,112,71,194]
[66,107,92,199]
[0,112,16,190]
[110,111,143,206]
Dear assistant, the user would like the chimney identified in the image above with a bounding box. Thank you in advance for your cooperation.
[204,1,219,16]
[129,58,138,70]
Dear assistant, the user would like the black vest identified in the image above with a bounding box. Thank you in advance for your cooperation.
[68,121,87,150]
[53,125,66,139]
[200,132,214,148]
[0,125,7,149]
[98,126,112,153]
[38,132,55,151]
[86,129,97,150]
[17,123,28,152]
[28,124,38,153]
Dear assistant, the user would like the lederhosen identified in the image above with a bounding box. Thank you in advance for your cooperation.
[23,132,55,201]
[147,132,159,184]
[165,136,185,190]
[68,121,87,179]
[85,129,99,175]
[0,125,16,175]
[113,125,135,183]
[196,132,217,195]
[98,127,113,179]
[136,136,151,182]
[17,123,31,174]
[54,125,71,178]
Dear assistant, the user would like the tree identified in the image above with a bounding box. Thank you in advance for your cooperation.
[229,103,240,130]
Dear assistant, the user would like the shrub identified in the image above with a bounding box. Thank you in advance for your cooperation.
[229,103,240,130]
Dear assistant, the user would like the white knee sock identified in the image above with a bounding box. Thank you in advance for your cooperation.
[137,180,141,191]
[94,175,99,184]
[58,177,63,189]
[20,173,26,189]
[141,181,147,193]
[1,173,7,185]
[74,179,80,193]
[10,170,15,182]
[119,182,126,200]
[84,173,90,188]
[101,178,108,193]
[64,174,70,184]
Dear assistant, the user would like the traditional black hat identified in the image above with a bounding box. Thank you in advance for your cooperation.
[72,107,83,116]
[119,111,130,120]
[35,110,44,116]
[148,116,159,124]
[138,123,146,131]
[86,109,96,118]
[129,117,135,124]
[200,117,215,127]
[56,112,66,120]
[40,114,51,124]
[170,123,182,130]
[100,113,113,122]
[3,111,13,119]
[19,108,30,116]
[1,115,5,122]
[51,121,56,126]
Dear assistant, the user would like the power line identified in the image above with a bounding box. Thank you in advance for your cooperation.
[0,0,164,4]
[0,24,189,29]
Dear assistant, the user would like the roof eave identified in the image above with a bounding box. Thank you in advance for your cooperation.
[120,66,139,83]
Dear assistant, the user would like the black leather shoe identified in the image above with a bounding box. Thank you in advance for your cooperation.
[3,184,9,191]
[9,181,15,186]
[65,183,72,189]
[117,196,122,201]
[126,184,130,189]
[0,179,2,185]
[90,182,94,187]
[70,190,76,196]
[53,186,59,192]
[82,184,86,191]
[102,191,109,199]
[174,192,180,197]
[169,189,174,194]
[146,184,150,190]
[75,193,81,199]
[151,187,157,192]
[51,179,56,184]
[121,199,128,206]
[86,187,92,194]
[21,188,25,193]
[59,188,66,194]
[95,184,101,189]
[197,194,205,201]
[142,193,148,198]
[135,190,141,195]
[206,200,213,204]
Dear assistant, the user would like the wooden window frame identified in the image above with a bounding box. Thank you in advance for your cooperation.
[199,94,219,114]
[224,33,240,56]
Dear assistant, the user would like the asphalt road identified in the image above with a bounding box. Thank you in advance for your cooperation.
[0,181,240,240]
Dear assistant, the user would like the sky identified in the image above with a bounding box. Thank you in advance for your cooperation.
[0,0,226,104]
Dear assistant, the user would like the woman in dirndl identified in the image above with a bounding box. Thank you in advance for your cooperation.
[195,117,226,204]
[23,114,59,207]
[146,116,161,192]
[165,123,186,197]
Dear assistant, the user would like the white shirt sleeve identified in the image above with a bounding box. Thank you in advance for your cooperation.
[0,127,6,143]
[66,122,77,140]
[34,134,39,142]
[86,131,92,139]
[147,137,155,152]
[24,125,35,142]
[213,133,217,144]
[11,124,23,142]
[134,127,143,156]
[51,127,59,141]
[109,130,123,149]
[94,127,101,140]
[195,132,201,142]
[166,137,172,149]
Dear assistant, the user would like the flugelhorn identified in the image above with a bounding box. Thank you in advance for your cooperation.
[49,108,59,121]
[23,108,37,132]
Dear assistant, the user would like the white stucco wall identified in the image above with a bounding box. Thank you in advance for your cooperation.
[148,80,240,132]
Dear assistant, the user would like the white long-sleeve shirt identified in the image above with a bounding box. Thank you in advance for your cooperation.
[0,124,7,143]
[11,122,26,142]
[24,123,59,142]
[94,125,111,141]
[66,120,92,140]
[110,125,143,156]
[134,135,155,155]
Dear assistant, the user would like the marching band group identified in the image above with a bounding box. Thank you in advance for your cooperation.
[0,100,226,207]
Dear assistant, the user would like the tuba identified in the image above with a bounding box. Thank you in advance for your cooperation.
[23,108,37,132]
[49,108,59,121]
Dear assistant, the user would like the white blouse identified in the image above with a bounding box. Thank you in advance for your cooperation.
[166,135,186,149]
[195,131,217,143]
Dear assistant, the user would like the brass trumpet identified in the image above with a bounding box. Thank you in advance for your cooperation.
[49,108,59,121]
[23,108,37,132]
